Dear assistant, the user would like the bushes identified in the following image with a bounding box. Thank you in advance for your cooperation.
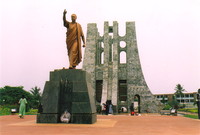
[178,108,198,113]
[0,105,19,115]
[0,105,38,115]
[0,107,11,116]
[162,103,187,110]
[162,104,172,110]
[26,109,38,115]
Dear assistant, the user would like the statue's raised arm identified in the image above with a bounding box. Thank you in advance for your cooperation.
[63,9,69,28]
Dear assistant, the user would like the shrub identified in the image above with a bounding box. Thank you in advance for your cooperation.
[0,107,11,115]
[178,108,198,113]
[26,109,38,115]
[162,104,172,110]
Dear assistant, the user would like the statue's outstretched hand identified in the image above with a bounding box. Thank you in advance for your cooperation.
[63,9,67,14]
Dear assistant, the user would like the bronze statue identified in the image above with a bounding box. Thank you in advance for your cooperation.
[63,9,86,69]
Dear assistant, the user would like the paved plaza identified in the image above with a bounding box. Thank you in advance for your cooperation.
[0,114,199,135]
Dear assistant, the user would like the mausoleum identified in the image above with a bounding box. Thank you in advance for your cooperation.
[83,21,162,113]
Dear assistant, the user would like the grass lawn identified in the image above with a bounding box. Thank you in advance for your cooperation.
[184,114,199,119]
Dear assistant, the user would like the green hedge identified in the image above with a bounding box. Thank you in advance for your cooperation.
[26,109,38,115]
[0,105,38,116]
[162,104,172,110]
[178,108,198,113]
[0,107,11,116]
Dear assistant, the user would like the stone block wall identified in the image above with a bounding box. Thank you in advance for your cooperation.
[83,21,162,113]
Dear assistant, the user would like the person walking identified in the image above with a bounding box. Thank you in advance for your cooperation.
[18,95,27,118]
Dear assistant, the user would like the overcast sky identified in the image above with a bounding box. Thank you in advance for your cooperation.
[0,0,200,94]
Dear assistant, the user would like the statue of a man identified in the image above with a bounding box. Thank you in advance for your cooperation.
[63,9,86,69]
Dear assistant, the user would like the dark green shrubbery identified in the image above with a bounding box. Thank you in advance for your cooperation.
[0,86,33,105]
[162,104,172,110]
[0,106,11,115]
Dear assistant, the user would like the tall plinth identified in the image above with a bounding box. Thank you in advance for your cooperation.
[37,69,97,124]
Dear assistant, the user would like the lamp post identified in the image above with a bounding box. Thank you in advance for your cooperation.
[197,89,200,119]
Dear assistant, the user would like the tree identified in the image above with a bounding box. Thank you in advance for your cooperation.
[171,84,186,109]
[174,84,186,97]
[161,96,166,104]
[0,86,33,111]
[0,86,33,105]
[168,95,179,109]
[30,86,42,108]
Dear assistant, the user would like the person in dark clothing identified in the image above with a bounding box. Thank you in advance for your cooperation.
[130,103,134,116]
[38,103,43,113]
[105,102,109,115]
[102,103,107,115]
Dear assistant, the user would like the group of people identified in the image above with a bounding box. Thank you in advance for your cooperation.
[18,95,140,119]
[100,101,142,116]
[101,100,113,115]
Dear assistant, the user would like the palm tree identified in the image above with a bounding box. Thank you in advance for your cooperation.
[30,86,42,108]
[174,84,186,97]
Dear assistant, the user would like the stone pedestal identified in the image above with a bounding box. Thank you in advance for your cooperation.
[37,69,97,124]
